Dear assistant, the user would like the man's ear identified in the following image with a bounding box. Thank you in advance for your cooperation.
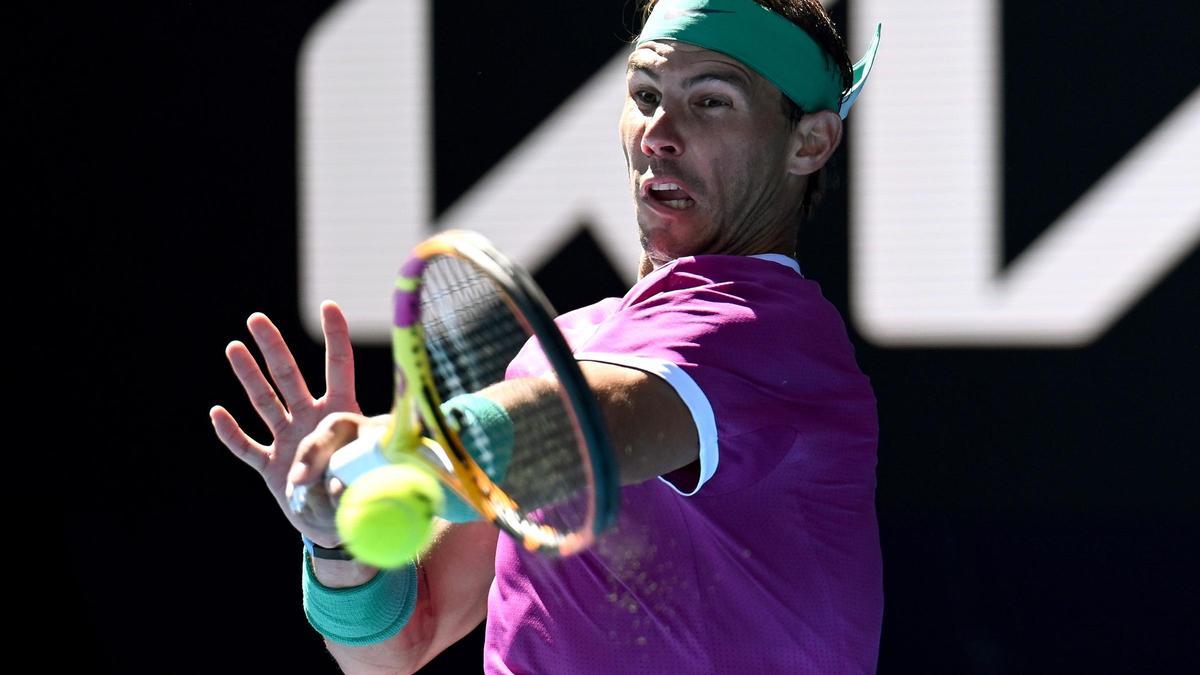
[786,109,843,177]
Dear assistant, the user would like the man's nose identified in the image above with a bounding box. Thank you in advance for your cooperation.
[640,107,684,158]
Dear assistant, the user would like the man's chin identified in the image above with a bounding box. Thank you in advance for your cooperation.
[638,229,704,267]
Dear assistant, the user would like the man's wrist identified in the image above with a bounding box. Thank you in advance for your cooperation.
[310,554,380,588]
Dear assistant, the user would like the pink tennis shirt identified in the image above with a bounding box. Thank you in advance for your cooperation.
[484,255,882,673]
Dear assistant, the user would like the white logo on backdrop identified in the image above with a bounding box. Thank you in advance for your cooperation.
[851,0,1200,346]
[299,0,1199,346]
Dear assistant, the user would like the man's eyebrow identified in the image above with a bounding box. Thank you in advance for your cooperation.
[682,70,751,92]
[626,62,752,94]
[627,61,658,78]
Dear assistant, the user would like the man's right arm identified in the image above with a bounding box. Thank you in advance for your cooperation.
[311,519,498,675]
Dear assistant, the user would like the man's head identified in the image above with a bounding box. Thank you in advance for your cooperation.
[623,0,855,270]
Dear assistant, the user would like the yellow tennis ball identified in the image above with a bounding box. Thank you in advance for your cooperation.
[335,464,444,569]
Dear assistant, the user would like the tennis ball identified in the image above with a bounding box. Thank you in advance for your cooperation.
[336,464,444,569]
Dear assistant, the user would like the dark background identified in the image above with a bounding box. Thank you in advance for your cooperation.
[41,0,1198,672]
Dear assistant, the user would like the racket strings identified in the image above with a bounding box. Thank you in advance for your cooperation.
[420,255,595,546]
[423,259,524,394]
[500,381,588,501]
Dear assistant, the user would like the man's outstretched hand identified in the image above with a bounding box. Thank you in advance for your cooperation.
[210,301,362,546]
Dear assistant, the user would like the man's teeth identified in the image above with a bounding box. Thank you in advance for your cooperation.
[661,199,693,209]
[648,182,693,208]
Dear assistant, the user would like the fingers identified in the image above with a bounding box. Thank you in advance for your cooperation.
[289,412,366,487]
[320,301,358,410]
[246,312,315,414]
[210,405,271,473]
[225,340,290,433]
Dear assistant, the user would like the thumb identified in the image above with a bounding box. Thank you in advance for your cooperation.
[290,412,365,486]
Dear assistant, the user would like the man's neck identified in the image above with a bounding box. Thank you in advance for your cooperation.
[636,247,798,280]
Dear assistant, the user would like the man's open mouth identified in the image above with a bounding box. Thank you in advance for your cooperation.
[647,182,696,210]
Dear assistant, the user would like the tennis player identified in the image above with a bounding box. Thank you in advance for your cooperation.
[211,0,883,672]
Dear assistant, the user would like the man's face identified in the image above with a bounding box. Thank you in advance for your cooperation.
[621,40,804,268]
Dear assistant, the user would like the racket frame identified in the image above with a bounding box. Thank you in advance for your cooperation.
[383,230,619,555]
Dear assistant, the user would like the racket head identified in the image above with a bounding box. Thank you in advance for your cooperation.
[387,230,619,556]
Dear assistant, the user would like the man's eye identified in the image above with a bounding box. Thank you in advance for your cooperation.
[697,97,729,108]
[634,90,660,106]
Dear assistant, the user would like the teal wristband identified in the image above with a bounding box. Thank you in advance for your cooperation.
[301,549,418,646]
[439,393,514,523]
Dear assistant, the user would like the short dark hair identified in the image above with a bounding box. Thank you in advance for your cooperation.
[639,0,852,224]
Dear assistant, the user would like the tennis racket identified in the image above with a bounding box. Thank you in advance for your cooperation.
[291,230,619,556]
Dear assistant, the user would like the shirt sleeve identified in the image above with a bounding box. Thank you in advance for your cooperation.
[572,259,815,496]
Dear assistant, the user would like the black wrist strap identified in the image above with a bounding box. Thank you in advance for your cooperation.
[303,535,355,561]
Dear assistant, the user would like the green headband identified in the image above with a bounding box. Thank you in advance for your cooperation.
[636,0,881,119]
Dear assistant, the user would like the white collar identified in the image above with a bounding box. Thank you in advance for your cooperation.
[749,253,803,276]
